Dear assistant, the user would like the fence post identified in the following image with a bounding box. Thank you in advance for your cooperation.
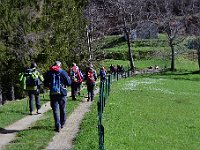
[98,81,104,150]
[108,75,111,95]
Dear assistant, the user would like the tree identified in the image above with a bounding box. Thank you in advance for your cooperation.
[0,0,88,103]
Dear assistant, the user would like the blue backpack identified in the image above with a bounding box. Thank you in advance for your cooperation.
[100,69,106,80]
[50,72,61,94]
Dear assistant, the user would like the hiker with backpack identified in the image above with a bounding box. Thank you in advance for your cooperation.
[44,61,71,132]
[85,63,97,101]
[19,62,44,115]
[99,66,107,81]
[70,63,82,100]
[77,68,84,96]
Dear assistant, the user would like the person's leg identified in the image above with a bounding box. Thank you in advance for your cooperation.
[71,82,76,100]
[88,84,93,101]
[35,90,41,113]
[59,96,67,128]
[91,84,95,101]
[87,84,90,101]
[74,82,78,97]
[28,91,34,114]
[50,95,60,132]
[77,83,81,95]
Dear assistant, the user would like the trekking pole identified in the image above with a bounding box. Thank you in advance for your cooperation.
[25,91,29,111]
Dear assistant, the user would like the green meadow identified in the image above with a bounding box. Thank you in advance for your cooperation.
[73,72,200,150]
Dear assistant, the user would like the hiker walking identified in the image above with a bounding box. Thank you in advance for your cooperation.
[77,68,84,96]
[109,64,117,76]
[44,61,71,132]
[70,63,82,100]
[19,62,44,115]
[85,63,97,101]
[99,66,107,81]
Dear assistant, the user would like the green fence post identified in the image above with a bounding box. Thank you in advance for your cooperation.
[98,81,104,150]
[108,75,111,95]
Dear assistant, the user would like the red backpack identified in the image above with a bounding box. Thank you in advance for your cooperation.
[87,69,95,83]
[70,66,82,83]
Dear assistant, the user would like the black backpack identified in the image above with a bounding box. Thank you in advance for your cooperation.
[24,68,39,86]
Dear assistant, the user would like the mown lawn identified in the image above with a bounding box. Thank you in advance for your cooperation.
[73,72,200,150]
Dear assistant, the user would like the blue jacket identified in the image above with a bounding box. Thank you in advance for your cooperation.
[44,66,71,96]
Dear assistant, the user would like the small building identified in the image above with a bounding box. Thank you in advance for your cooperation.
[130,22,158,40]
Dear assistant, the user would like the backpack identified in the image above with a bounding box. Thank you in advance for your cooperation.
[87,69,95,83]
[100,69,106,80]
[50,72,61,94]
[70,67,78,82]
[24,68,39,87]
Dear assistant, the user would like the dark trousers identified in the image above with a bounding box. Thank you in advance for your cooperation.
[87,83,95,101]
[77,82,82,95]
[50,95,67,129]
[71,82,78,100]
[28,90,41,112]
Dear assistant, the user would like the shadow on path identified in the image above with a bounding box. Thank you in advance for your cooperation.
[0,128,20,134]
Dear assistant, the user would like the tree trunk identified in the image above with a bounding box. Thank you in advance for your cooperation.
[0,78,2,105]
[8,81,15,101]
[86,25,92,60]
[125,31,135,71]
[198,49,200,72]
[11,83,15,101]
[169,39,175,71]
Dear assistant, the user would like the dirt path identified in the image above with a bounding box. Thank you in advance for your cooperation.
[45,90,98,150]
[0,91,71,150]
[0,101,51,150]
[0,88,99,150]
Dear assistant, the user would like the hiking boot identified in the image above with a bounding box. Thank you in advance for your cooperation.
[87,98,90,102]
[61,122,65,129]
[36,109,41,114]
[55,127,61,132]
[30,111,33,115]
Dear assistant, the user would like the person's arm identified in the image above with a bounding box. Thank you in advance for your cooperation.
[62,70,71,86]
[94,70,98,81]
[44,71,50,88]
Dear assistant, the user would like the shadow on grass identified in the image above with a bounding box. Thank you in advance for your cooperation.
[0,110,28,115]
[160,70,200,81]
[101,36,125,49]
[30,125,53,131]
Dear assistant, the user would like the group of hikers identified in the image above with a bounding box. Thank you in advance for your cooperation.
[19,61,107,132]
[109,64,125,75]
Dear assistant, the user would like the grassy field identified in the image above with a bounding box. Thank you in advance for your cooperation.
[98,34,170,53]
[101,57,199,72]
[73,72,200,150]
[0,93,49,128]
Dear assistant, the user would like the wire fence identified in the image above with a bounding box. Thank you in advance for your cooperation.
[97,69,134,150]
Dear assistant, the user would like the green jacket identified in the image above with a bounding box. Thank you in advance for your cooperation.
[19,68,44,91]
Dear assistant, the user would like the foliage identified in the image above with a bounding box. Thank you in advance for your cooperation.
[0,0,88,102]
